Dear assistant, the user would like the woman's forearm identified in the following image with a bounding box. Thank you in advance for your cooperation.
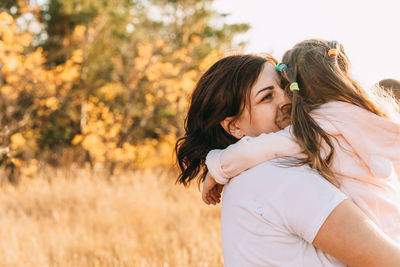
[313,199,400,267]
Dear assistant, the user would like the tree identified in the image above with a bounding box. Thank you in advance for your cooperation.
[0,12,81,182]
[0,0,250,178]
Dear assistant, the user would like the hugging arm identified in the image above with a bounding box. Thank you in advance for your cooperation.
[313,199,400,266]
[206,127,302,184]
[281,170,400,267]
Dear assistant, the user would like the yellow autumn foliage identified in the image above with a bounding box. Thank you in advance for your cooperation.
[0,0,247,174]
[10,133,26,150]
[72,25,87,42]
[0,12,81,168]
[97,83,124,101]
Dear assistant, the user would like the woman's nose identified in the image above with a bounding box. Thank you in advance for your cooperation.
[277,89,291,108]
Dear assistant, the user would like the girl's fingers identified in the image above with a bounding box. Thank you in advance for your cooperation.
[203,184,223,205]
[209,192,217,204]
[202,194,210,205]
[217,184,224,193]
[207,195,216,205]
[206,192,216,205]
[213,186,222,198]
[214,194,221,203]
[203,188,212,204]
[209,194,217,204]
[210,191,220,204]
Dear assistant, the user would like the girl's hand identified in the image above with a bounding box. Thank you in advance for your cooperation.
[202,173,224,205]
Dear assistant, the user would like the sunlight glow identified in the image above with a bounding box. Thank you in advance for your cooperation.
[213,0,400,88]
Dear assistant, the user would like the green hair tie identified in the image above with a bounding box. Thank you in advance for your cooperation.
[289,82,300,91]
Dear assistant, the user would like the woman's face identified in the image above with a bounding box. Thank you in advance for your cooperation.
[236,62,291,137]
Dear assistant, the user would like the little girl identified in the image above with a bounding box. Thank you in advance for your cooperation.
[205,39,400,242]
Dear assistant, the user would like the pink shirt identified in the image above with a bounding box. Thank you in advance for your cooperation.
[206,101,400,242]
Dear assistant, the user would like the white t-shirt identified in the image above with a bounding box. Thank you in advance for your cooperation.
[221,160,348,267]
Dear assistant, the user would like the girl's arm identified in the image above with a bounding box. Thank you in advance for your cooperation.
[313,199,400,266]
[206,126,302,184]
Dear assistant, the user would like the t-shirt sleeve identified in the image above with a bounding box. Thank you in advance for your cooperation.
[278,169,348,244]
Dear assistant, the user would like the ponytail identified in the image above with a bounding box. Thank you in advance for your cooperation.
[279,66,339,187]
[290,89,338,186]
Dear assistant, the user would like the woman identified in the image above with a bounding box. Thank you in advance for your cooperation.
[204,40,400,244]
[175,54,400,266]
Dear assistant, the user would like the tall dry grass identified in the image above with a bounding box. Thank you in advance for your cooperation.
[0,166,223,267]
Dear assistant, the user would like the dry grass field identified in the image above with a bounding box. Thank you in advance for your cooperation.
[0,166,223,267]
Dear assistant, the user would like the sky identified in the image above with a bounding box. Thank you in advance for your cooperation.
[212,0,400,88]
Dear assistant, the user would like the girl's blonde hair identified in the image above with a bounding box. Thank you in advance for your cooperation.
[280,39,399,186]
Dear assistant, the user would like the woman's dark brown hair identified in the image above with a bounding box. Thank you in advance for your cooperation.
[175,54,277,187]
[279,39,392,186]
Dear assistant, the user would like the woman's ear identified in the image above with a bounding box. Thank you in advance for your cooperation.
[220,117,244,139]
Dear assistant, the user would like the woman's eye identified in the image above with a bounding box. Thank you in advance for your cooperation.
[261,93,272,101]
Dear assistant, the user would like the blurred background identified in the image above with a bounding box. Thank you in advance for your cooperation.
[0,0,249,181]
[0,0,397,266]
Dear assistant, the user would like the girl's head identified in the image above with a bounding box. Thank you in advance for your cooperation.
[280,39,380,110]
[379,78,400,100]
[175,54,290,187]
[278,39,395,185]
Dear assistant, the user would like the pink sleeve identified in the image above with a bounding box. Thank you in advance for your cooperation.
[205,127,302,184]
